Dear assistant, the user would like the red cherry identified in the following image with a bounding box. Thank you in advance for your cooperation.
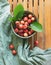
[28,31,32,35]
[28,19,32,24]
[19,33,24,36]
[23,24,28,29]
[15,21,20,25]
[19,24,23,29]
[28,14,32,18]
[24,22,29,25]
[23,29,28,33]
[12,50,17,55]
[21,20,24,24]
[9,44,14,50]
[14,28,18,33]
[24,17,28,21]
[15,21,20,28]
[19,30,23,33]
[24,33,28,37]
[18,30,24,36]
[34,40,39,46]
[30,29,34,33]
[31,17,35,21]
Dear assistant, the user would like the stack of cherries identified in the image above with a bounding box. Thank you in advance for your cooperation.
[14,13,36,37]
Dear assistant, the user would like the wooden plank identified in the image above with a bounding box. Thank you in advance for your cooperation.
[8,0,12,12]
[8,0,12,4]
[34,0,38,18]
[38,0,45,49]
[13,0,17,10]
[17,0,22,4]
[45,0,51,49]
[23,0,27,10]
[29,0,33,12]
[33,0,38,48]
[17,0,27,11]
[18,0,22,2]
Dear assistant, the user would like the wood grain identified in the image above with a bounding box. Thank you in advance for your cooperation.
[38,0,45,49]
[8,0,12,12]
[13,0,17,10]
[29,0,32,12]
[45,0,51,49]
[34,0,38,18]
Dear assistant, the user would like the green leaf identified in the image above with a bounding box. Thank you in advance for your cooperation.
[9,16,13,22]
[16,11,24,20]
[13,11,24,21]
[13,4,24,17]
[9,4,24,22]
[29,21,43,32]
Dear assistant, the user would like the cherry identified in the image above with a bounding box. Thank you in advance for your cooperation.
[19,24,23,29]
[19,30,23,33]
[24,22,29,25]
[31,17,35,21]
[14,28,18,33]
[30,29,34,33]
[23,24,28,29]
[21,20,24,24]
[19,33,24,36]
[23,29,28,33]
[9,44,14,50]
[24,33,28,37]
[28,14,32,19]
[12,50,17,55]
[24,17,28,21]
[34,40,39,46]
[28,31,32,35]
[28,19,32,24]
[15,21,20,25]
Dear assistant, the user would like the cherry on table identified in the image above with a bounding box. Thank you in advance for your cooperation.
[12,50,17,55]
[9,44,14,50]
[34,40,39,46]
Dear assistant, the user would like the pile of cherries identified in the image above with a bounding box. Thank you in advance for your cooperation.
[14,12,36,37]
